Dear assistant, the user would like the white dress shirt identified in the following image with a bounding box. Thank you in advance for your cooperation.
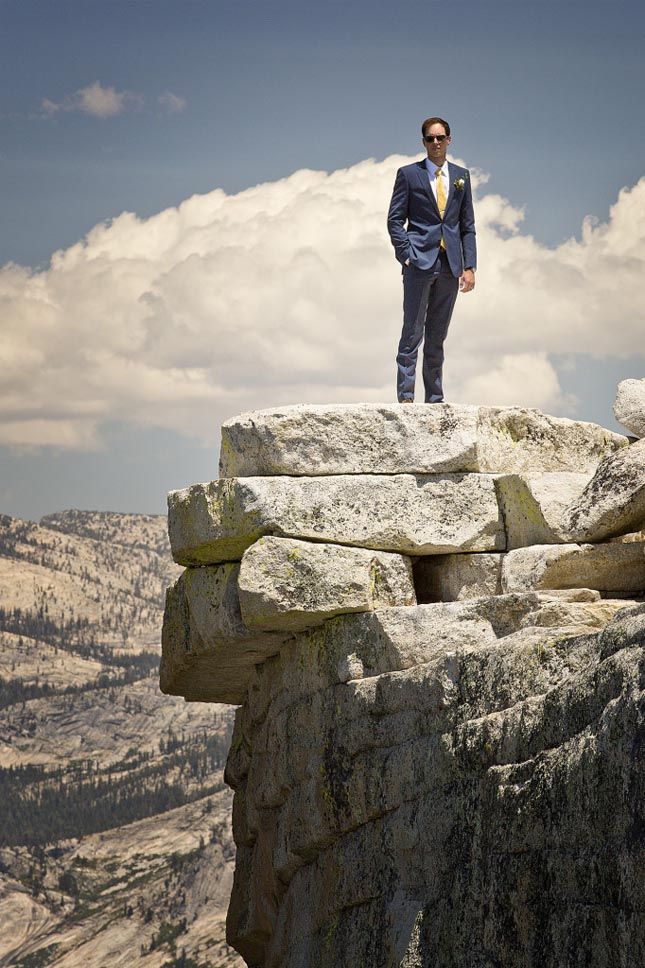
[425,157,449,208]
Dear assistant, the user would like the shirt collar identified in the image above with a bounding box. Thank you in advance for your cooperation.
[425,157,448,176]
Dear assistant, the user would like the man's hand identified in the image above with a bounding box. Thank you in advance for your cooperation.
[459,268,475,293]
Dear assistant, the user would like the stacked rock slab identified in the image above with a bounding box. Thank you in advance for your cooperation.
[161,402,645,968]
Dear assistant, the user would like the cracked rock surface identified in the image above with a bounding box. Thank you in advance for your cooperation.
[225,600,644,968]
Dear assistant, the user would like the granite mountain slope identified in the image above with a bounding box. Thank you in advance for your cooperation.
[0,510,241,968]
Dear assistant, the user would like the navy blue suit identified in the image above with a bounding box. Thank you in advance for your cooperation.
[388,159,477,402]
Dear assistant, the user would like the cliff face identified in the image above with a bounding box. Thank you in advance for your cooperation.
[161,402,645,968]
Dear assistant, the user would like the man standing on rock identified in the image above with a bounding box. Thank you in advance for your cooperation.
[388,117,477,403]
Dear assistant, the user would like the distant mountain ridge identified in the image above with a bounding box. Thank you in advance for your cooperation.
[40,509,174,556]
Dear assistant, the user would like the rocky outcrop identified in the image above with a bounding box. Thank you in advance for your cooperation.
[560,439,645,541]
[614,378,645,438]
[161,401,645,967]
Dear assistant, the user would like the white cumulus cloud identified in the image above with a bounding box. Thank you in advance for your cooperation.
[1,156,644,451]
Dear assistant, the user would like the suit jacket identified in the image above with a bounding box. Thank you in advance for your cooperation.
[387,159,477,276]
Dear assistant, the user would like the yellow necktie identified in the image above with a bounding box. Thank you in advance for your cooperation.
[435,168,446,250]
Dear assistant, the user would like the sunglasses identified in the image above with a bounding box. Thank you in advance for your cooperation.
[424,134,447,143]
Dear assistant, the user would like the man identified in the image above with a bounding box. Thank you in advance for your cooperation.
[387,117,476,403]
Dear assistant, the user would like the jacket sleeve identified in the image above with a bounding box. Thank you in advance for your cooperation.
[387,168,411,264]
[459,172,477,270]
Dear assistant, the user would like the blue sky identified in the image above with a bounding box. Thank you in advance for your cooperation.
[1,0,644,520]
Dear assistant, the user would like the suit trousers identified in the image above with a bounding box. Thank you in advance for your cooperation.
[396,251,459,403]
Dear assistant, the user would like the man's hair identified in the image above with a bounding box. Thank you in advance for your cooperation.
[421,117,451,138]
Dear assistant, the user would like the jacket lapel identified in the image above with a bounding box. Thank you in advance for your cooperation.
[446,162,455,210]
[415,160,440,217]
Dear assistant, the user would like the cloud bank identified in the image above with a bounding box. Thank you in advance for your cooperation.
[1,156,644,450]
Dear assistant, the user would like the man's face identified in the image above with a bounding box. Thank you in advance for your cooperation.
[423,123,451,167]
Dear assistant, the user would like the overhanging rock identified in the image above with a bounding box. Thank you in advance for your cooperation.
[168,472,505,566]
[160,563,291,704]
